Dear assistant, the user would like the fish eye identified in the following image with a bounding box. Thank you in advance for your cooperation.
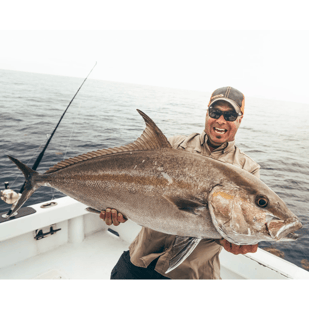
[255,195,268,208]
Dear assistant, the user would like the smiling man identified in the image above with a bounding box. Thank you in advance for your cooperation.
[101,86,260,279]
[205,87,245,151]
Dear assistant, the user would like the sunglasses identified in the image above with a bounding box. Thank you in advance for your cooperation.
[208,107,242,122]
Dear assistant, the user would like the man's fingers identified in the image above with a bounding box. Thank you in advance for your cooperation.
[111,209,120,226]
[105,208,112,225]
[239,246,248,255]
[100,208,127,226]
[252,244,258,253]
[100,211,106,220]
[118,213,127,223]
[231,244,241,255]
[226,242,259,255]
[243,244,258,254]
[220,239,258,255]
[222,239,232,252]
[238,244,258,254]
[241,245,252,254]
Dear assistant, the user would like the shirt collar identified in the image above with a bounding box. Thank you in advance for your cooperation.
[200,130,235,153]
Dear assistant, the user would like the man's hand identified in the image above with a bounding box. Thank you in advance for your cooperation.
[219,239,258,255]
[99,208,127,226]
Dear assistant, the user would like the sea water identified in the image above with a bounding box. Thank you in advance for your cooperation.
[0,69,308,271]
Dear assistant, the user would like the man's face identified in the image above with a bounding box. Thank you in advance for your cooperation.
[205,101,243,147]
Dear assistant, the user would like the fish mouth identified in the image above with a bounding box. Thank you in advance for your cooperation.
[266,217,302,240]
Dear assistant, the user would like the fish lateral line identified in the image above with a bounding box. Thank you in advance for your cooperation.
[57,173,193,189]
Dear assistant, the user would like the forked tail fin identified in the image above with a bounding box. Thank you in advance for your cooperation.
[4,156,40,219]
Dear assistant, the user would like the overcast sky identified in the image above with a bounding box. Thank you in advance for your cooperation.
[1,0,309,106]
[1,30,308,105]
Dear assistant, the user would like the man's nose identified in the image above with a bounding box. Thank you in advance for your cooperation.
[216,115,226,124]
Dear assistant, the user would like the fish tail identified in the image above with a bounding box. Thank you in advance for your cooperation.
[5,156,41,219]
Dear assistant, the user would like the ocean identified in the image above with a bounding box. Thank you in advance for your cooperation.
[0,69,308,271]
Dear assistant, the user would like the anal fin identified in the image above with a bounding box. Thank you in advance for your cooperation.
[165,236,201,274]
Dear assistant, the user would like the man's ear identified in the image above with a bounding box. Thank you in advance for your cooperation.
[238,115,243,125]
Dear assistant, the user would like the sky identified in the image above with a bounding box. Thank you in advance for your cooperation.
[1,1,309,105]
[1,30,309,105]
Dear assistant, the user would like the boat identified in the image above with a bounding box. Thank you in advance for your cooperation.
[0,196,308,280]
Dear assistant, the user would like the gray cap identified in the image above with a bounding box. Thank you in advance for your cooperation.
[208,86,245,115]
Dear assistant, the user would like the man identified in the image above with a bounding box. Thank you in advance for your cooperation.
[101,86,259,279]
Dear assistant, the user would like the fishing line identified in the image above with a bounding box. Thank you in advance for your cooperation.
[62,95,83,161]
[49,64,96,200]
[18,62,97,194]
[49,97,83,202]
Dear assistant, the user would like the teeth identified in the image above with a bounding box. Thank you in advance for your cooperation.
[214,128,226,134]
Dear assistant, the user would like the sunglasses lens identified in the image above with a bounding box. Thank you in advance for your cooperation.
[224,112,237,121]
[209,108,238,121]
[209,109,222,119]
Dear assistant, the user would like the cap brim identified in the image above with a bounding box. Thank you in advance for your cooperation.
[209,98,241,114]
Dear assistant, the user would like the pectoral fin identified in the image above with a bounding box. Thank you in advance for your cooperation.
[163,195,207,215]
[165,236,201,274]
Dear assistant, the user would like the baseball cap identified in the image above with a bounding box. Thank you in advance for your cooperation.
[208,86,245,115]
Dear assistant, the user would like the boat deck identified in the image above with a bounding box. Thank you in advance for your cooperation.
[0,224,269,280]
[0,228,244,279]
[0,229,127,279]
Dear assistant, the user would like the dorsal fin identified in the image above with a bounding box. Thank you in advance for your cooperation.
[45,109,171,174]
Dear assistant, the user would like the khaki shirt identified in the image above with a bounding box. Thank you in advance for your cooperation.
[129,131,260,279]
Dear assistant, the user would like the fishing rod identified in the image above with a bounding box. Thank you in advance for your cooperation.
[17,62,97,194]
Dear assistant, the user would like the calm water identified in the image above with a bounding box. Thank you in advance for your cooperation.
[0,69,308,271]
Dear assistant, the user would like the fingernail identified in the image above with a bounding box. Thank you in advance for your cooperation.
[106,209,110,212]
[112,210,116,214]
[118,213,122,217]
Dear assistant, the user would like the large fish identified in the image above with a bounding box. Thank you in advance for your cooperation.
[5,110,302,272]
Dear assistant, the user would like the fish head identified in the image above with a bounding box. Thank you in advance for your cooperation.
[208,182,302,245]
